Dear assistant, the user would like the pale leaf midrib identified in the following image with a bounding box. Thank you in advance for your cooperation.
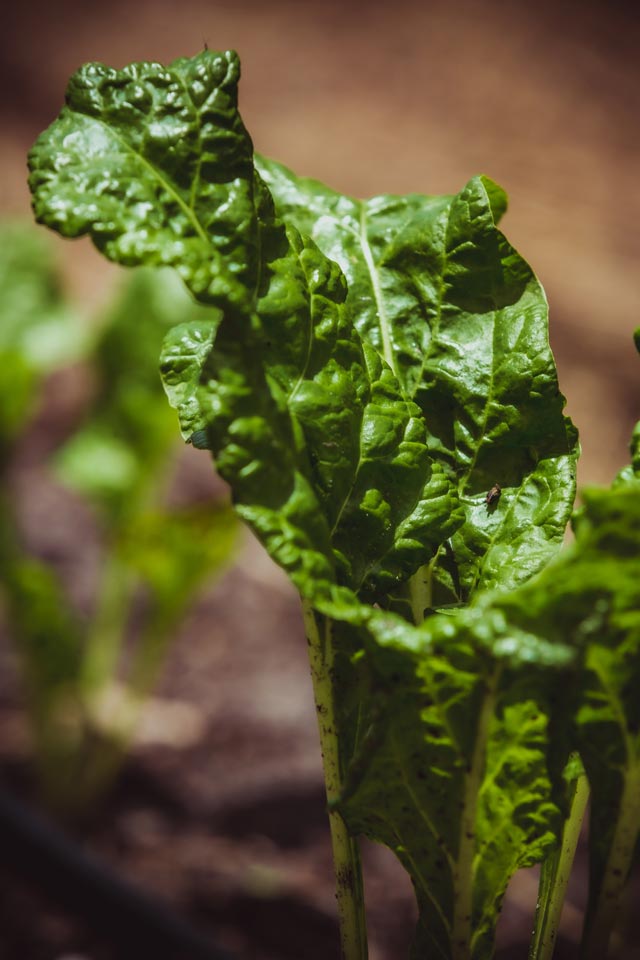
[358,204,399,381]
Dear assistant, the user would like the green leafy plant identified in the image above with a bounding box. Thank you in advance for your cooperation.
[0,229,237,811]
[27,48,640,956]
[0,223,86,455]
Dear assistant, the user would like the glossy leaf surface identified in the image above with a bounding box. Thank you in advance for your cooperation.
[258,157,578,604]
[30,49,462,609]
[337,480,639,959]
[29,52,259,311]
[570,482,640,957]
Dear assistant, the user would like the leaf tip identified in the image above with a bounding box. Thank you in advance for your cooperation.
[478,175,509,224]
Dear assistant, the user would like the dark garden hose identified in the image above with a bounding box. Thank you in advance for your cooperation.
[0,787,235,960]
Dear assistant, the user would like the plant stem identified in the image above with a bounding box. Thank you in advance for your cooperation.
[452,669,499,960]
[409,564,431,625]
[529,764,589,960]
[81,549,135,694]
[301,598,368,960]
[582,760,640,960]
[408,550,441,624]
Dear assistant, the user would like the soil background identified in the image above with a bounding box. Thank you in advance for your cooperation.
[0,2,639,958]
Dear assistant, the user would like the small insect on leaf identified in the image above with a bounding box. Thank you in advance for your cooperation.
[485,483,502,506]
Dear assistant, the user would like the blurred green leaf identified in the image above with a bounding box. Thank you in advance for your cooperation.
[119,499,237,625]
[55,267,219,517]
[0,224,84,451]
[0,222,85,371]
[0,351,36,450]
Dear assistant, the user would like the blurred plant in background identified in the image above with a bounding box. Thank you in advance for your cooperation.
[0,224,237,814]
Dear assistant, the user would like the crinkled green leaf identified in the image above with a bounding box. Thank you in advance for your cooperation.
[332,478,639,959]
[485,482,640,957]
[29,49,461,608]
[555,350,640,960]
[29,52,259,311]
[257,157,578,604]
[159,319,218,444]
[255,155,460,388]
[333,604,568,960]
[191,223,461,603]
[445,477,639,960]
[555,484,640,957]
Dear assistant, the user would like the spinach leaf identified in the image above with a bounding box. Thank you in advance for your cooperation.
[572,475,640,957]
[336,477,639,959]
[29,53,258,309]
[497,467,640,959]
[257,157,578,606]
[29,49,463,611]
[335,610,568,960]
